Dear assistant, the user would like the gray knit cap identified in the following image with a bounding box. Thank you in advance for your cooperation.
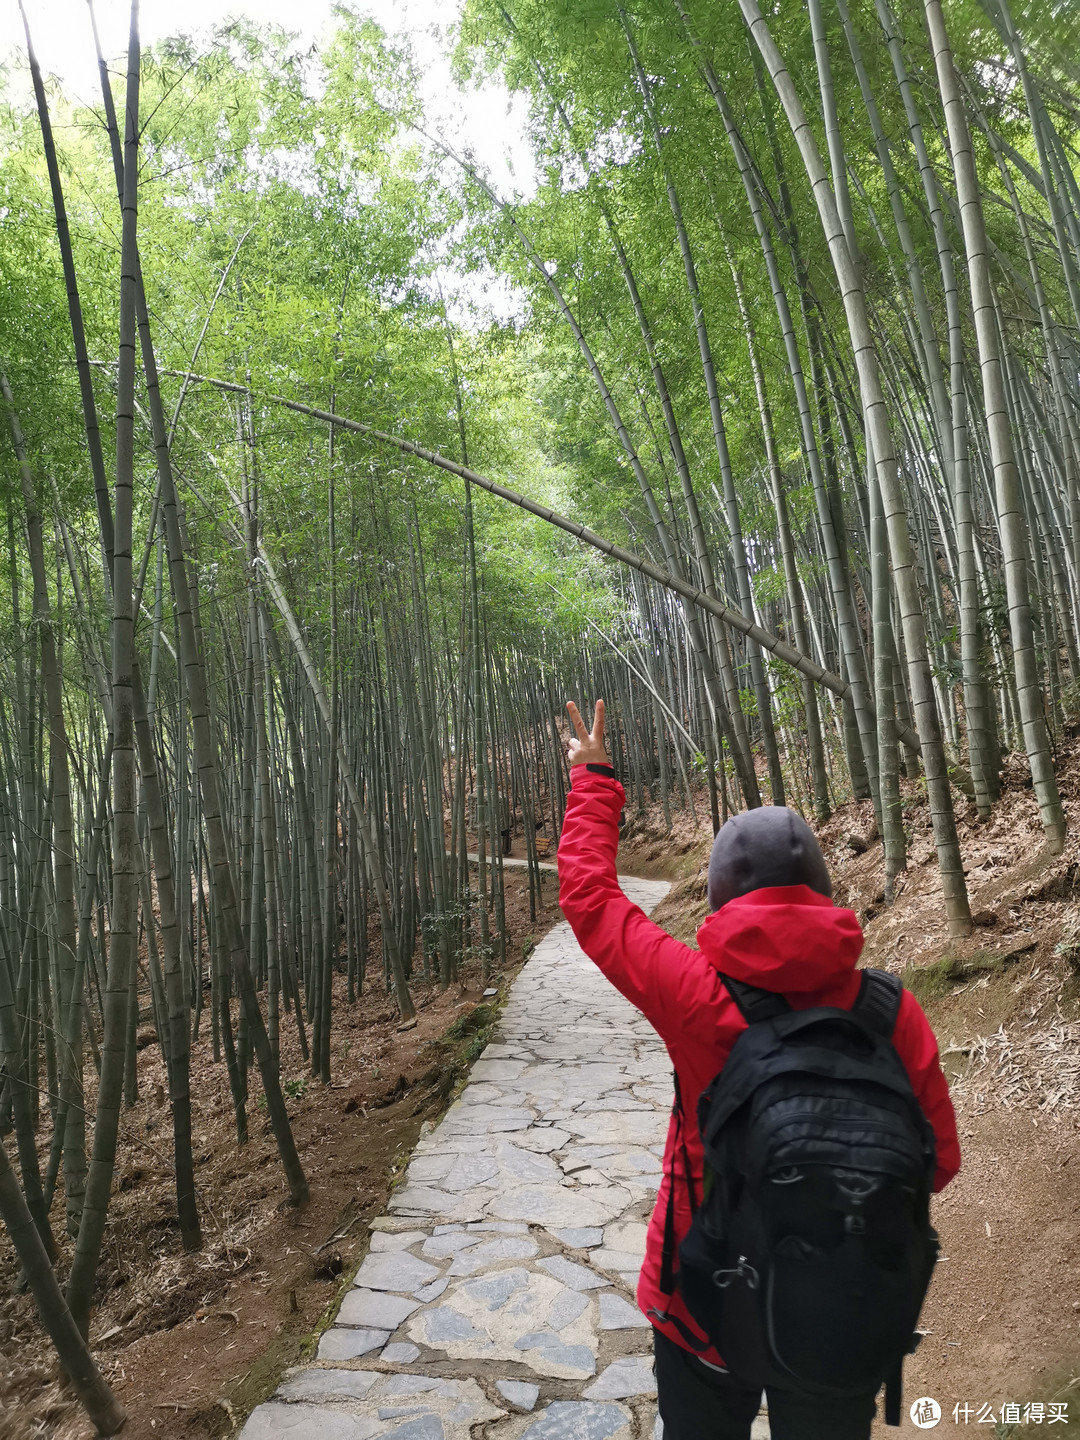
[706,805,832,912]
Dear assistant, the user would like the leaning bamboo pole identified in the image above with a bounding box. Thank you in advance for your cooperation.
[157,367,922,753]
[0,1135,125,1435]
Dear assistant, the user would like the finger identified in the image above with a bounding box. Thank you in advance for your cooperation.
[566,701,589,743]
[592,698,606,744]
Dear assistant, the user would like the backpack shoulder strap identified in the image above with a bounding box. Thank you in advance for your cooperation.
[854,968,903,1038]
[720,973,792,1026]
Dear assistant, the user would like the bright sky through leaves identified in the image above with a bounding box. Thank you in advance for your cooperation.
[1,0,537,201]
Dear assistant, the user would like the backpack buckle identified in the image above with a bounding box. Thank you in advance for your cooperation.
[712,1256,759,1290]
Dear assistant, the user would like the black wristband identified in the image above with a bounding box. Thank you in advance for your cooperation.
[586,763,617,778]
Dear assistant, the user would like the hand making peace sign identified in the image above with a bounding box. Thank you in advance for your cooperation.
[565,699,610,769]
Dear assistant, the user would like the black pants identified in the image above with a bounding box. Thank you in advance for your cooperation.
[654,1330,878,1440]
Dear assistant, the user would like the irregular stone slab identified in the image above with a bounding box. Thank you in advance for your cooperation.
[389,1187,484,1222]
[421,1233,484,1260]
[419,1136,492,1156]
[412,1306,490,1346]
[621,1153,662,1174]
[562,1113,665,1144]
[447,1237,539,1275]
[317,1327,389,1360]
[561,1149,616,1171]
[549,1228,603,1249]
[341,1289,420,1329]
[376,1419,444,1439]
[263,1373,502,1440]
[487,1186,629,1229]
[497,1379,541,1412]
[371,1376,501,1436]
[408,1270,598,1379]
[574,1094,652,1113]
[514,1332,596,1377]
[380,1376,448,1394]
[598,1293,650,1330]
[277,1369,379,1401]
[455,1082,506,1105]
[495,1143,563,1183]
[407,1155,454,1183]
[548,1289,589,1330]
[518,1401,633,1439]
[439,1104,534,1134]
[442,1154,500,1192]
[618,1174,659,1195]
[459,1267,530,1311]
[578,1062,633,1084]
[239,1402,381,1439]
[537,1256,606,1291]
[380,1342,421,1363]
[603,1222,648,1255]
[413,1278,449,1303]
[370,1230,429,1253]
[566,1169,607,1187]
[469,1058,527,1082]
[353,1252,441,1293]
[465,1220,530,1234]
[590,1250,643,1276]
[514,1129,572,1153]
[583,1356,657,1400]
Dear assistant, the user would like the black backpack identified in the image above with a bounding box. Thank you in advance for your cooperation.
[658,969,938,1426]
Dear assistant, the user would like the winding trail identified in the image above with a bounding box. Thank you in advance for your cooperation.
[239,876,768,1440]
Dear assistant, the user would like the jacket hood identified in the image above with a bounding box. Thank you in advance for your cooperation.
[696,884,864,993]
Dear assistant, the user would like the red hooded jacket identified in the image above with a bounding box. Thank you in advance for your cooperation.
[557,767,961,1366]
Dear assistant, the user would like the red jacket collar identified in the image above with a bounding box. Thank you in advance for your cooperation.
[696,884,864,994]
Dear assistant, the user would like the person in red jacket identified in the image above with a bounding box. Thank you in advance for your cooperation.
[558,700,960,1440]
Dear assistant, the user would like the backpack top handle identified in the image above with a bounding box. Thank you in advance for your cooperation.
[720,968,903,1038]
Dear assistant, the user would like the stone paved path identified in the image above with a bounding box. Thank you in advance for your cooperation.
[240,876,769,1440]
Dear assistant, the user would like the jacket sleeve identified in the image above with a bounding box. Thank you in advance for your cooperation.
[893,989,962,1192]
[557,766,717,1045]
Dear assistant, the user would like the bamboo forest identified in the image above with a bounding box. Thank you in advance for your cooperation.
[2,0,1080,1433]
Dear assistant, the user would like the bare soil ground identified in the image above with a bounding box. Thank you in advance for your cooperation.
[0,860,564,1440]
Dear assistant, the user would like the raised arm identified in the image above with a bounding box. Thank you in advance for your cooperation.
[557,701,716,1043]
